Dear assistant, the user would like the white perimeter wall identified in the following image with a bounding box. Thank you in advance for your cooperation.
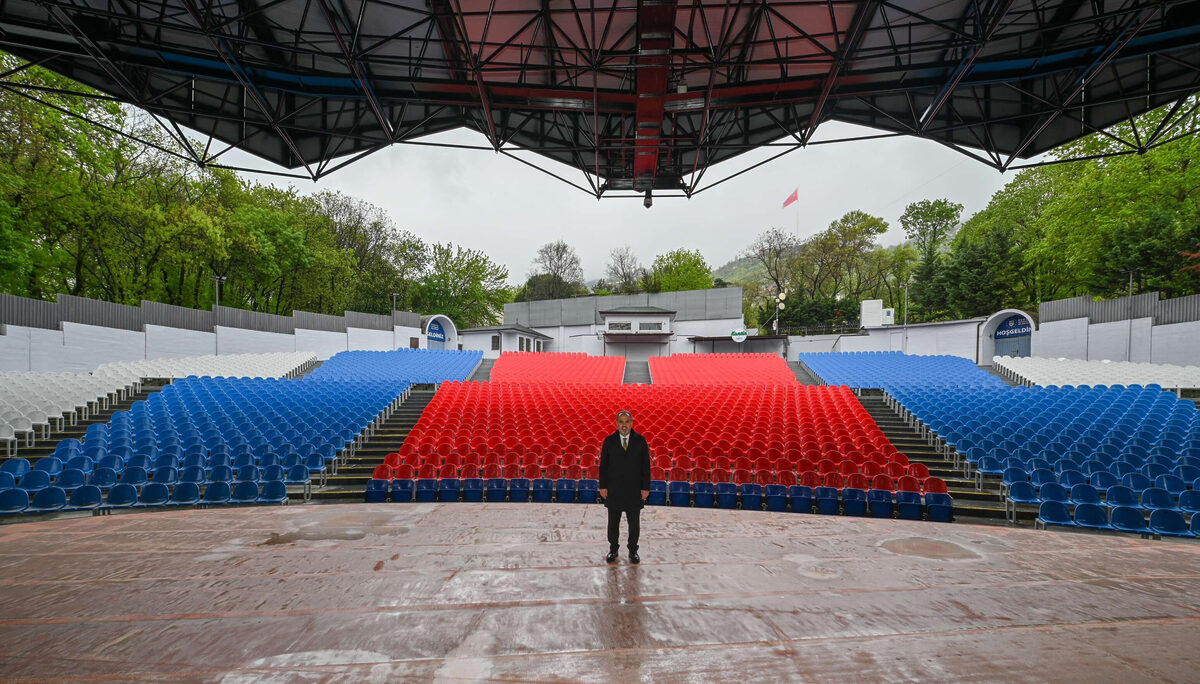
[822,320,983,361]
[145,325,215,359]
[295,329,347,360]
[0,321,434,372]
[1033,316,1200,366]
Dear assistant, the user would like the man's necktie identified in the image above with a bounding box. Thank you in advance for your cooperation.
[622,436,628,450]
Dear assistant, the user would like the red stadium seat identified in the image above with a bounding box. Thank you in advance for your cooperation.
[908,463,930,479]
[923,477,948,494]
[845,473,869,490]
[483,464,502,479]
[503,463,521,479]
[711,467,731,483]
[732,469,753,485]
[777,471,797,486]
[393,464,414,479]
[651,466,666,481]
[372,464,392,480]
[896,475,921,492]
[839,460,859,476]
[461,464,480,479]
[823,472,845,488]
[754,469,774,485]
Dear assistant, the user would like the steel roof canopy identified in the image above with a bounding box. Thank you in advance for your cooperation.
[1,0,1198,199]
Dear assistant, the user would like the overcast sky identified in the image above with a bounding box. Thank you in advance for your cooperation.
[219,121,1018,286]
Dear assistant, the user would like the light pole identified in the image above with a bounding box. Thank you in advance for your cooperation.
[1121,269,1137,361]
[771,290,787,334]
[902,281,910,354]
[391,292,400,350]
[212,275,227,310]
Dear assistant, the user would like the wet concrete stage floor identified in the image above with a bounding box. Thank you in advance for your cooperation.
[1,504,1198,682]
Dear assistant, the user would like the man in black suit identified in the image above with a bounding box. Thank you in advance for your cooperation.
[599,410,651,564]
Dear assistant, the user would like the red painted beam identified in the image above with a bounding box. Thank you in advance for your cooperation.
[633,0,677,190]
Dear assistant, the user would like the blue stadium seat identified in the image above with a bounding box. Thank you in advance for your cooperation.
[646,480,667,506]
[814,486,840,516]
[896,491,923,520]
[391,479,415,503]
[103,483,138,511]
[118,466,148,488]
[868,489,893,518]
[578,479,599,504]
[842,488,867,516]
[0,471,13,492]
[1069,484,1102,507]
[28,486,67,513]
[1140,487,1178,511]
[166,482,202,507]
[485,478,508,502]
[1122,473,1152,491]
[740,483,763,510]
[925,493,953,523]
[509,478,531,502]
[365,478,390,503]
[531,478,553,503]
[65,456,94,475]
[134,482,169,508]
[65,484,103,512]
[439,478,462,502]
[201,481,232,506]
[715,482,738,509]
[1005,481,1039,522]
[415,478,438,502]
[1090,471,1119,490]
[1030,469,1057,489]
[764,484,787,512]
[1036,501,1075,529]
[230,481,260,504]
[18,470,51,493]
[1104,485,1138,508]
[0,488,28,515]
[668,481,691,507]
[88,463,118,489]
[1038,482,1069,504]
[1179,490,1200,515]
[258,480,288,505]
[1072,503,1111,530]
[1148,509,1191,538]
[1155,475,1187,497]
[33,456,63,478]
[788,485,812,513]
[463,478,486,502]
[1109,506,1150,537]
[55,468,87,492]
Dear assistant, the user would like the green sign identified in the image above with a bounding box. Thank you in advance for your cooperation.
[731,329,748,343]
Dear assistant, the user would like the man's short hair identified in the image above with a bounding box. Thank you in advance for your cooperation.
[616,410,632,421]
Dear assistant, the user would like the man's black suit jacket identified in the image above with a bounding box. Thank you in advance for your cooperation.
[598,429,652,511]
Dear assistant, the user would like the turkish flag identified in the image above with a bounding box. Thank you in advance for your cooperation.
[782,188,799,208]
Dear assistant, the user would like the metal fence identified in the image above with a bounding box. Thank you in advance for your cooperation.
[142,301,214,333]
[0,292,438,336]
[345,311,392,331]
[0,294,60,330]
[294,310,346,333]
[57,294,144,332]
[1040,292,1200,325]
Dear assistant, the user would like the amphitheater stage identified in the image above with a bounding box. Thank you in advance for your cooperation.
[1,505,1198,683]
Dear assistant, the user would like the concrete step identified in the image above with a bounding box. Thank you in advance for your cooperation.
[468,358,496,382]
[623,361,651,384]
[788,361,821,385]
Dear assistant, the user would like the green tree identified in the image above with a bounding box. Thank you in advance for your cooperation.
[900,198,962,319]
[415,243,511,328]
[650,248,713,292]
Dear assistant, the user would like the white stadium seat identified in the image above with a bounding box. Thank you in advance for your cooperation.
[993,356,1200,392]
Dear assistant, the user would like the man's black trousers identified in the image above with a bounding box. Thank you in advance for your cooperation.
[607,506,640,552]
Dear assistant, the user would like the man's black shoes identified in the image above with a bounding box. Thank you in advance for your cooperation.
[629,551,640,564]
[606,550,618,563]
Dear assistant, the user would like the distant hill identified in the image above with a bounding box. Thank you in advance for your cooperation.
[713,255,764,284]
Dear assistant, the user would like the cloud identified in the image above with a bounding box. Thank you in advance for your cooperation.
[216,122,1017,285]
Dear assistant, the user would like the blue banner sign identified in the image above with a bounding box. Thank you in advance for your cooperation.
[994,314,1032,338]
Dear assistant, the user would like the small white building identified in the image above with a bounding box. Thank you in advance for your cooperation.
[458,324,552,359]
[498,287,753,361]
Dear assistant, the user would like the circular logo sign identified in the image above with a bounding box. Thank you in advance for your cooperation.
[731,329,748,343]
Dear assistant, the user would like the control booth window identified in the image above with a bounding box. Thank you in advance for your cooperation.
[639,321,663,331]
[409,337,419,349]
[491,335,500,351]
[608,321,632,331]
